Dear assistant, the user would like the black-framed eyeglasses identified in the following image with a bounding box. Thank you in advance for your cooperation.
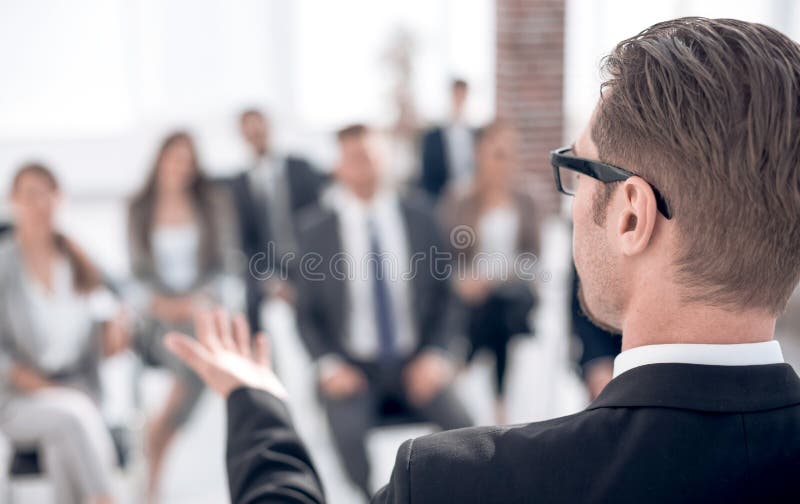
[550,146,672,219]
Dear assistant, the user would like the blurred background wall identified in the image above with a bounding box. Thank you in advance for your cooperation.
[2,0,799,274]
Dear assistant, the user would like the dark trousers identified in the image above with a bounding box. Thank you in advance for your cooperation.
[466,284,535,397]
[321,359,472,498]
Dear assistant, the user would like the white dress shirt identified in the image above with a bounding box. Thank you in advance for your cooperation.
[152,223,200,292]
[445,121,475,187]
[324,185,417,361]
[248,154,297,255]
[477,203,520,280]
[22,258,96,373]
[612,340,785,378]
[248,154,282,202]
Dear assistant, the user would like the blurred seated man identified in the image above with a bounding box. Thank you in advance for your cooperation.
[229,108,328,332]
[294,124,472,499]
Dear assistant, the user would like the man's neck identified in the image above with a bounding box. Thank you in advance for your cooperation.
[620,295,776,352]
[254,151,276,166]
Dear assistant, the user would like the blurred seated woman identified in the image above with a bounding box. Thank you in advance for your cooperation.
[440,120,539,424]
[0,163,127,504]
[127,131,237,501]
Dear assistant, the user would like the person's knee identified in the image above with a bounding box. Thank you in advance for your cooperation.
[324,398,371,444]
[421,388,473,429]
[328,416,368,446]
[41,389,107,444]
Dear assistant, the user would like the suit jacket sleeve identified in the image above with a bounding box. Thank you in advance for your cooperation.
[294,269,341,361]
[416,200,462,355]
[293,210,346,361]
[371,440,413,503]
[0,271,17,383]
[228,174,261,260]
[226,387,326,504]
[419,129,446,198]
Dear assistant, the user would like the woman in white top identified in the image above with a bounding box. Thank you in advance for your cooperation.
[440,120,539,424]
[0,163,128,504]
[127,131,238,501]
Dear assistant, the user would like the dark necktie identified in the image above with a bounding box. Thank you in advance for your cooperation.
[367,217,398,363]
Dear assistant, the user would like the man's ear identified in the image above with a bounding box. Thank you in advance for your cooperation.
[615,177,657,256]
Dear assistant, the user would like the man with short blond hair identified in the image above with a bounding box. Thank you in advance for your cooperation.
[168,17,800,503]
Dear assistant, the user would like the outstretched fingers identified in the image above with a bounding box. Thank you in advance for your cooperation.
[164,332,215,379]
[254,332,271,367]
[213,308,236,351]
[195,311,223,353]
[232,314,253,359]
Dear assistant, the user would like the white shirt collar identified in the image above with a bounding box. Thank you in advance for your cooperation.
[612,341,784,378]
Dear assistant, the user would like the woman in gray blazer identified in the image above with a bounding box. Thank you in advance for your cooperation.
[0,163,127,504]
[127,131,241,501]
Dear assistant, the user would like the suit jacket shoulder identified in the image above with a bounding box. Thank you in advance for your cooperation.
[373,364,800,504]
[224,364,800,504]
[377,411,604,504]
[295,202,337,243]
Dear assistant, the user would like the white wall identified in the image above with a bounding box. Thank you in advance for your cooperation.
[563,0,800,141]
[3,0,799,273]
[0,0,494,199]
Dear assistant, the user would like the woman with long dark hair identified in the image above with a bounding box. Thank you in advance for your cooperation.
[0,163,127,504]
[440,120,539,424]
[127,131,238,501]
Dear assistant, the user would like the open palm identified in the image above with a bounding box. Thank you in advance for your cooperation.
[165,309,288,400]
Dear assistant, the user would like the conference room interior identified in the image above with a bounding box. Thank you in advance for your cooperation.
[1,1,800,503]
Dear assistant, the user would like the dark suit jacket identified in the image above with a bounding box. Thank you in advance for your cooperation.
[294,191,457,363]
[419,126,476,199]
[225,362,800,503]
[228,156,328,267]
[226,157,328,330]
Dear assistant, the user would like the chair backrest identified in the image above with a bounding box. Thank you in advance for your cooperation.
[9,426,130,478]
[9,449,40,477]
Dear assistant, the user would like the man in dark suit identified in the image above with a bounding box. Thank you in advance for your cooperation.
[229,108,328,331]
[419,78,476,199]
[166,18,800,504]
[293,124,471,498]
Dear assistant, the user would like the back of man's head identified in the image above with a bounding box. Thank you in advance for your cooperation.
[592,17,800,315]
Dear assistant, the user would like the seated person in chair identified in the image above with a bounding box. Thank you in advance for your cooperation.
[294,124,472,499]
[440,120,539,424]
[0,163,128,504]
[127,131,239,502]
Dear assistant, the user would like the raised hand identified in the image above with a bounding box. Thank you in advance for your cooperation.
[164,308,288,400]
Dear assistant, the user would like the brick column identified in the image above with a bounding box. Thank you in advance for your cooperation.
[496,0,565,216]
